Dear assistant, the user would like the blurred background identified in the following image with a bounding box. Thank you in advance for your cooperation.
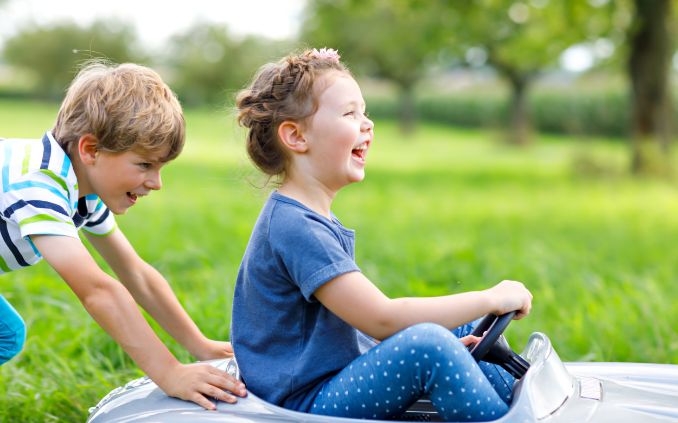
[1,0,676,171]
[1,1,677,421]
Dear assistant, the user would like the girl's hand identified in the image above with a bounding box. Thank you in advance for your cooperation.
[459,334,482,348]
[191,339,235,361]
[485,280,533,319]
[158,362,247,410]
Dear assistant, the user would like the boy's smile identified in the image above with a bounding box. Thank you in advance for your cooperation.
[96,150,164,214]
[126,191,149,206]
[77,141,168,215]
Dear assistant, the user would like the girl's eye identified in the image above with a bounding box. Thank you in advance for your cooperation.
[138,163,152,170]
[344,111,356,117]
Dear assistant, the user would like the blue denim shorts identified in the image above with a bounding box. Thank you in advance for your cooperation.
[0,294,26,365]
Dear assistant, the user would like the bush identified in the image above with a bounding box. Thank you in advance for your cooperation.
[531,91,630,137]
[366,89,675,138]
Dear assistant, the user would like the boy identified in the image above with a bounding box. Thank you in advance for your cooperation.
[0,62,245,410]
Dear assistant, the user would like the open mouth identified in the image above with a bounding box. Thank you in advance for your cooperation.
[127,192,138,204]
[352,141,370,162]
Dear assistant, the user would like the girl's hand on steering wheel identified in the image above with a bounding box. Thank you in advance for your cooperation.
[459,334,482,348]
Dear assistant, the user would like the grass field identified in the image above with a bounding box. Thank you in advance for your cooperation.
[1,98,677,421]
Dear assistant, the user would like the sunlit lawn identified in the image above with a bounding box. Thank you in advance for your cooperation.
[1,99,677,421]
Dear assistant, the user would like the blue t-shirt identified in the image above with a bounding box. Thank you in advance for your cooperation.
[231,192,362,411]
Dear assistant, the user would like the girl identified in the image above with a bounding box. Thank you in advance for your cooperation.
[231,48,532,422]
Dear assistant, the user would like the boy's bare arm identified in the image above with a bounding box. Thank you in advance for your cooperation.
[84,229,232,360]
[31,234,246,409]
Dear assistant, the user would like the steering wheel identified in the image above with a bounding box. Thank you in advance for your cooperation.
[468,311,516,361]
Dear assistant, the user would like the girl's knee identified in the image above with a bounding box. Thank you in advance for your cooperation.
[400,323,464,355]
[404,322,451,338]
[0,316,26,365]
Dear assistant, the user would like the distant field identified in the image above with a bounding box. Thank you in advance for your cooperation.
[0,98,677,421]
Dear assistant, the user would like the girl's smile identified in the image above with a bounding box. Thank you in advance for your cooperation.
[351,140,371,165]
[299,74,374,192]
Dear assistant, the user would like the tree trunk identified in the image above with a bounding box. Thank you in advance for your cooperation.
[506,73,532,146]
[628,0,673,175]
[489,52,534,146]
[397,83,416,134]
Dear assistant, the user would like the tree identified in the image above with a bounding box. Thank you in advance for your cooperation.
[165,22,291,106]
[303,0,446,133]
[627,0,675,175]
[2,20,143,98]
[444,1,620,145]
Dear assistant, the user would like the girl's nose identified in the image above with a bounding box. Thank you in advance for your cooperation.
[362,116,374,132]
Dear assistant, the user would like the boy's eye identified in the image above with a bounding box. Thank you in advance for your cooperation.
[364,110,370,118]
[344,111,355,117]
[138,162,152,170]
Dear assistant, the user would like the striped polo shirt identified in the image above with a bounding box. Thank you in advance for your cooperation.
[0,132,116,274]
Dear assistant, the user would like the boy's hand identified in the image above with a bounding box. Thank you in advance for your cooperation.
[159,362,247,410]
[192,339,235,361]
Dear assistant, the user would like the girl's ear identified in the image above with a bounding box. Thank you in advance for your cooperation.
[277,121,308,153]
[77,134,100,165]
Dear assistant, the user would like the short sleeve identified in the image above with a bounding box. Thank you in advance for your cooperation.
[5,170,78,239]
[81,197,117,236]
[270,208,360,301]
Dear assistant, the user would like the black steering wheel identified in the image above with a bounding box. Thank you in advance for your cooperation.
[467,311,530,379]
[468,311,516,361]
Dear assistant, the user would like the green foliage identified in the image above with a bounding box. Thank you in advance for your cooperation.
[531,90,630,137]
[304,0,442,85]
[1,99,678,421]
[446,0,626,73]
[440,0,630,144]
[164,23,293,106]
[301,0,634,138]
[303,0,448,130]
[366,89,636,138]
[2,20,144,98]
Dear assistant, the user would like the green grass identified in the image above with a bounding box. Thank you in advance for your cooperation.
[1,99,677,421]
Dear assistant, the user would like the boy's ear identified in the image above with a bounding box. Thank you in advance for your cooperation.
[277,121,308,153]
[77,134,99,165]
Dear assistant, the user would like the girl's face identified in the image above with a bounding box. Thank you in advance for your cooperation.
[300,73,374,192]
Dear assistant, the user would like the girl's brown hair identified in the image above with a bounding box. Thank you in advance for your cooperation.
[235,49,349,178]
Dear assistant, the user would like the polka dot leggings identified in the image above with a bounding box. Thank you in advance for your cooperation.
[309,322,515,422]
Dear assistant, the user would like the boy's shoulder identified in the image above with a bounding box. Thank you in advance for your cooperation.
[1,133,78,206]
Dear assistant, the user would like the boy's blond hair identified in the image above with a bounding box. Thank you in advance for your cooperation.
[53,61,184,161]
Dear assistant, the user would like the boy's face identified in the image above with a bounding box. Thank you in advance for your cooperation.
[85,147,168,215]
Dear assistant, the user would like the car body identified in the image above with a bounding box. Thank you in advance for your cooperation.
[87,332,678,422]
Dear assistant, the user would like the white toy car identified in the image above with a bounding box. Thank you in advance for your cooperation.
[88,313,678,422]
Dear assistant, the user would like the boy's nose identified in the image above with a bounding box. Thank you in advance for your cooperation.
[146,171,162,190]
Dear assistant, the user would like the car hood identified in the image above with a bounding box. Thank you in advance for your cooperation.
[88,334,678,423]
[563,362,678,422]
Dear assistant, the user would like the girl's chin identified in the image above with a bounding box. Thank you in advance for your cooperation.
[350,170,366,182]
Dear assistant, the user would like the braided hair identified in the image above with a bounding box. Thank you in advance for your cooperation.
[236,49,349,178]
